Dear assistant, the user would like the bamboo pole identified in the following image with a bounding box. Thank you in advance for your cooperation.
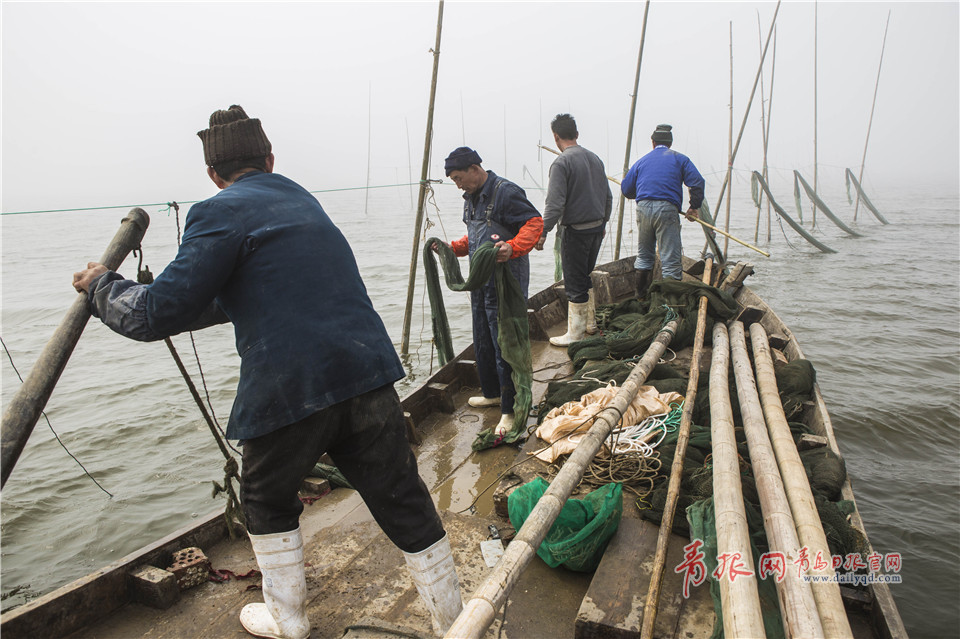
[754,12,769,245]
[711,0,781,221]
[400,0,444,355]
[728,322,824,639]
[1,208,150,488]
[765,28,777,243]
[695,217,770,257]
[749,323,853,638]
[854,10,891,222]
[710,322,765,638]
[364,83,372,216]
[613,0,651,261]
[639,258,713,639]
[542,144,770,258]
[445,317,680,639]
[724,22,733,258]
[812,0,818,228]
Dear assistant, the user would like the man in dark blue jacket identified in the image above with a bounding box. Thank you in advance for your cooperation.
[72,105,462,638]
[435,147,542,439]
[620,124,704,297]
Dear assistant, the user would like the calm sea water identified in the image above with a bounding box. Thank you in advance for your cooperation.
[2,173,957,636]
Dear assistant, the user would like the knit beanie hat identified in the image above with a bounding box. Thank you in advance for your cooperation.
[444,146,483,176]
[197,105,272,167]
[651,124,673,145]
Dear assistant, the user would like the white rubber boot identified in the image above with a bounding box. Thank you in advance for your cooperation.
[494,412,515,438]
[403,533,463,636]
[239,528,310,639]
[585,289,598,335]
[468,395,500,408]
[549,301,589,347]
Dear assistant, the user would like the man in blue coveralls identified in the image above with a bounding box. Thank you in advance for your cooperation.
[435,147,542,439]
[72,105,463,638]
[620,124,705,297]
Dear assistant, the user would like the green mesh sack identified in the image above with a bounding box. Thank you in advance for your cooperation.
[687,497,785,639]
[507,477,623,572]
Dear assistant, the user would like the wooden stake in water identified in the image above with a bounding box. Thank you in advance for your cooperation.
[401,0,444,355]
[613,0,650,261]
[812,0,819,228]
[724,22,733,258]
[364,82,372,216]
[711,0,781,221]
[855,11,891,222]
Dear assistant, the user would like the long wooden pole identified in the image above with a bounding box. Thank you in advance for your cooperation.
[364,82,373,216]
[710,322,765,638]
[711,0,781,220]
[446,318,680,639]
[728,322,824,639]
[639,258,713,639]
[723,22,733,257]
[400,0,444,355]
[1,208,150,488]
[812,0,818,228]
[854,10,890,222]
[542,144,770,258]
[754,12,769,245]
[613,0,651,260]
[750,323,853,638]
[765,28,777,242]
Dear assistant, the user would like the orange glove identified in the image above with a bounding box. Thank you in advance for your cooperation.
[506,217,544,258]
[450,235,469,257]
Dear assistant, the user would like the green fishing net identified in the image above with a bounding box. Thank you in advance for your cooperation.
[687,497,786,639]
[566,280,740,371]
[508,477,623,572]
[422,238,532,451]
[537,361,689,424]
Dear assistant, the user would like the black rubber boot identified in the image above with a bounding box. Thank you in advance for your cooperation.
[636,269,653,300]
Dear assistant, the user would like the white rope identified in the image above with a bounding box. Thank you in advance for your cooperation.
[607,410,671,456]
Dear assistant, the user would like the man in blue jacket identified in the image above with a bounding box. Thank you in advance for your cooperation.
[620,124,704,297]
[72,105,462,638]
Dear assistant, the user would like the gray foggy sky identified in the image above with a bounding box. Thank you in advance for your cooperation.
[2,1,958,215]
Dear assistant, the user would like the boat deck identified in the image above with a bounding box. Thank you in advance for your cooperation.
[64,340,597,639]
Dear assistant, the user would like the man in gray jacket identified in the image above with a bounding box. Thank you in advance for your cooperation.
[536,113,613,346]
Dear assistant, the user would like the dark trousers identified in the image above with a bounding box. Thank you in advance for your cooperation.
[240,383,444,554]
[561,226,604,303]
[470,262,529,415]
[471,283,515,414]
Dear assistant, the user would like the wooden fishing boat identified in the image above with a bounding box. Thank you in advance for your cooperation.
[0,256,907,639]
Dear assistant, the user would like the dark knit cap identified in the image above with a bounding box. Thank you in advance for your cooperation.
[444,146,483,176]
[197,105,272,166]
[652,124,673,145]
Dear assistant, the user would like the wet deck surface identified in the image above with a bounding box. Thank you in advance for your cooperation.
[68,338,597,639]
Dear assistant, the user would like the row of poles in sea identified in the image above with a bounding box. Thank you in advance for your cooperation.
[399,0,892,356]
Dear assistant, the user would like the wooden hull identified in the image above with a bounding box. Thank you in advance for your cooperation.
[0,257,907,639]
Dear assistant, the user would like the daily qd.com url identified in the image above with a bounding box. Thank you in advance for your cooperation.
[803,573,902,586]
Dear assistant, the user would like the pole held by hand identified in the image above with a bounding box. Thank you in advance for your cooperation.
[1,208,150,489]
